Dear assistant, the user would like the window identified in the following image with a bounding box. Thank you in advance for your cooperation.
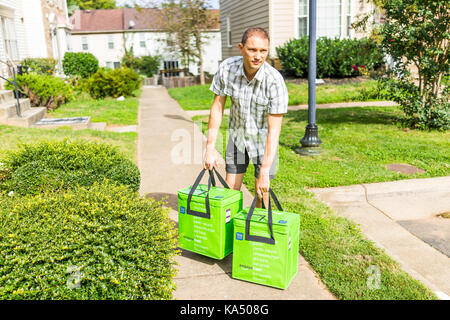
[114,62,121,69]
[139,33,146,48]
[81,36,88,50]
[298,0,343,39]
[163,60,180,76]
[105,61,113,69]
[317,0,342,38]
[346,0,352,37]
[108,35,114,49]
[298,0,308,37]
[1,17,19,60]
[226,15,232,47]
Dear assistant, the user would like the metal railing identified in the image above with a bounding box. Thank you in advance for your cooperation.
[0,58,22,117]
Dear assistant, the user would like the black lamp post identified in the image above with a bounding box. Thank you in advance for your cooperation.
[296,0,322,156]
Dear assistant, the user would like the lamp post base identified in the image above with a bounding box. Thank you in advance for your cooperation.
[295,146,322,156]
[296,123,322,156]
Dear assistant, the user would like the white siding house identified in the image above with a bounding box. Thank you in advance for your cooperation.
[220,0,377,61]
[70,8,222,76]
[0,0,71,84]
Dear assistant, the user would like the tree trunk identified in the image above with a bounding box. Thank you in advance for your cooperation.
[195,31,205,85]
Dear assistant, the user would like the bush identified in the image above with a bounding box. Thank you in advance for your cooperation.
[276,37,385,78]
[86,67,141,99]
[21,58,58,75]
[375,0,449,130]
[138,55,162,77]
[62,52,99,79]
[0,181,179,299]
[5,74,73,110]
[2,139,140,196]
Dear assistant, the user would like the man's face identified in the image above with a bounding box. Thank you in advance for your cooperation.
[238,35,269,74]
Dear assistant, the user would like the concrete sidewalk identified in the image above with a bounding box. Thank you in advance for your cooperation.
[137,87,335,300]
[310,177,450,300]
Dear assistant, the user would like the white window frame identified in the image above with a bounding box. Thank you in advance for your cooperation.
[226,15,232,47]
[108,35,114,49]
[346,0,352,38]
[139,33,146,48]
[81,36,88,50]
[1,16,19,61]
[296,0,345,39]
[297,0,308,37]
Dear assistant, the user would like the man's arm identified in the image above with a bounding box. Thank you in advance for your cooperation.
[255,113,283,197]
[203,94,227,170]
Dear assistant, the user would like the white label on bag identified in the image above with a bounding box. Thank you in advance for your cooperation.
[226,209,231,223]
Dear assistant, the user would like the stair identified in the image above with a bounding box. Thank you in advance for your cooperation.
[0,90,46,128]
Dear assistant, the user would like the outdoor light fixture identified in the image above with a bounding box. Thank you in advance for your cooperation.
[296,0,322,156]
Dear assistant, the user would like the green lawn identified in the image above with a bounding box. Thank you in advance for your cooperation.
[47,90,141,126]
[191,106,448,300]
[168,80,381,110]
[0,125,137,164]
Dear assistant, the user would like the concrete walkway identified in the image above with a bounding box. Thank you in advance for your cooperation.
[137,87,449,300]
[137,87,335,300]
[310,177,450,300]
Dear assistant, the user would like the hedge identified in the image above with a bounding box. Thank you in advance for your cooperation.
[0,181,179,299]
[276,37,385,78]
[5,74,73,110]
[1,139,140,196]
[86,67,142,99]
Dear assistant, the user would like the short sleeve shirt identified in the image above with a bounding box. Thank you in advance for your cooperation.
[209,56,288,159]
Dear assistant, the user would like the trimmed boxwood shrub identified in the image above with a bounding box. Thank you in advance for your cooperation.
[62,52,99,79]
[86,67,141,99]
[0,181,179,299]
[276,37,385,78]
[5,73,73,110]
[2,139,140,195]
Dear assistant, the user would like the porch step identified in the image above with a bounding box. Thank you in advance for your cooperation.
[1,107,47,128]
[0,90,15,103]
[0,98,31,119]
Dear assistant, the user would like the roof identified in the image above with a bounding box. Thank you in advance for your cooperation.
[71,9,124,32]
[70,8,220,33]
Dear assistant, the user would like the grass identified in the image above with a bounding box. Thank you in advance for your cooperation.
[0,125,137,164]
[168,80,381,110]
[190,106,448,300]
[47,90,141,126]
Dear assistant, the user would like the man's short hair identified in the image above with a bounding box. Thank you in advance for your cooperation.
[241,27,270,45]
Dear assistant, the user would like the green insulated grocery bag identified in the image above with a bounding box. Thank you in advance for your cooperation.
[232,189,300,289]
[178,168,243,259]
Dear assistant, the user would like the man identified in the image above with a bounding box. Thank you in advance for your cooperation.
[203,27,288,208]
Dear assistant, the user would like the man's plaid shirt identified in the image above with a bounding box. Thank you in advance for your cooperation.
[210,56,289,159]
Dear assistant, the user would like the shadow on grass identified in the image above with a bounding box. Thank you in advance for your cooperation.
[285,107,403,126]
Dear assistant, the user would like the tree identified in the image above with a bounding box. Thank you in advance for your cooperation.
[161,0,219,85]
[354,0,449,130]
[67,0,117,10]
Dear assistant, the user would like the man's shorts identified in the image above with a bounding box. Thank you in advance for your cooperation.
[225,136,277,180]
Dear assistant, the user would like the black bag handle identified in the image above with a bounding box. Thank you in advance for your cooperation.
[245,188,283,245]
[187,168,229,219]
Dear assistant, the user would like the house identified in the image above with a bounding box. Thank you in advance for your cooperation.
[0,0,71,82]
[220,0,377,62]
[70,8,222,76]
